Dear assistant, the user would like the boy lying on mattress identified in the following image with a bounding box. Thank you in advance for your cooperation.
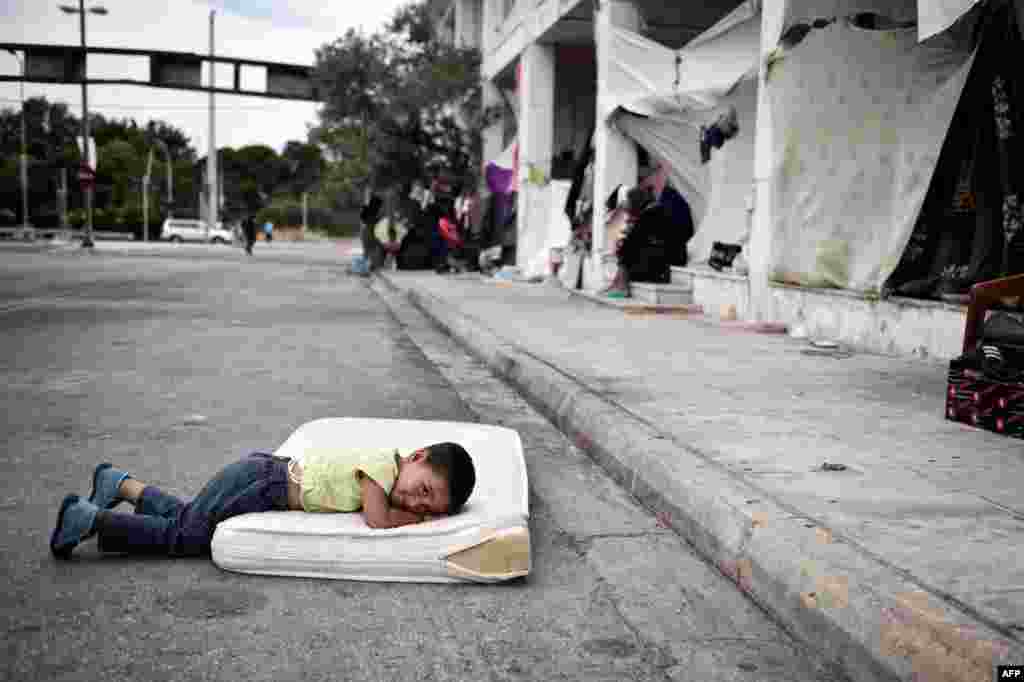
[49,444,476,560]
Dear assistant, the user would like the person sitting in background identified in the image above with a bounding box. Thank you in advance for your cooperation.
[602,186,681,297]
[639,159,693,268]
[658,184,694,268]
[373,192,410,271]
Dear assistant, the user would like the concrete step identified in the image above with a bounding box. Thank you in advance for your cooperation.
[670,266,693,288]
[628,281,694,305]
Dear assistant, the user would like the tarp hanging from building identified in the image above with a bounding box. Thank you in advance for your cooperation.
[764,0,989,48]
[613,113,708,223]
[689,78,757,264]
[613,78,758,264]
[917,0,984,42]
[763,0,917,53]
[765,16,976,293]
[517,180,573,280]
[605,0,760,118]
[606,1,760,264]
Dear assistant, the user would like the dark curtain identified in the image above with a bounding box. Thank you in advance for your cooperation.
[885,5,1023,299]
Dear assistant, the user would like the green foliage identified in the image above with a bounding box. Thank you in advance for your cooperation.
[254,195,359,238]
[312,0,482,197]
[0,94,334,231]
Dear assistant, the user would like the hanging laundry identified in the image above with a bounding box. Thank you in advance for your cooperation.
[699,107,740,164]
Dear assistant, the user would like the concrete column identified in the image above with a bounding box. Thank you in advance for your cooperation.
[747,3,777,322]
[481,0,492,56]
[516,42,556,262]
[586,0,640,290]
[455,0,482,49]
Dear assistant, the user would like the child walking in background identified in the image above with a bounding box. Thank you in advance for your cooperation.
[50,443,476,559]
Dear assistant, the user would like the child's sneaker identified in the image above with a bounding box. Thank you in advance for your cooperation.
[88,463,131,510]
[50,495,99,559]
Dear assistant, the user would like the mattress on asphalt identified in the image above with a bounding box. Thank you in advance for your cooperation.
[211,417,531,583]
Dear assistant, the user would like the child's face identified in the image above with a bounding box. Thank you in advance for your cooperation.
[391,449,451,515]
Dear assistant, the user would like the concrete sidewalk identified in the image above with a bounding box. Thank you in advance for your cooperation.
[375,271,1024,682]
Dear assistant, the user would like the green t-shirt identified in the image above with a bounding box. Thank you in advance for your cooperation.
[299,447,399,512]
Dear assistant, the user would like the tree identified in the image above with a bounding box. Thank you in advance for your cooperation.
[97,139,144,207]
[312,0,482,198]
[145,120,193,162]
[216,144,286,215]
[281,140,325,196]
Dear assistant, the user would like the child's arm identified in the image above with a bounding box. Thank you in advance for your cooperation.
[356,471,427,529]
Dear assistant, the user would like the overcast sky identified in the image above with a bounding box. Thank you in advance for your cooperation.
[0,0,411,156]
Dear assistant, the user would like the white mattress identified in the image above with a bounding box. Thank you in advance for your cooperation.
[211,418,531,583]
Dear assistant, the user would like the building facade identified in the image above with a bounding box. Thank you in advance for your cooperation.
[430,0,1023,362]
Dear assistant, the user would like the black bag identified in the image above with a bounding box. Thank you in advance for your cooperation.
[396,232,433,270]
[624,235,671,283]
[983,311,1024,346]
[708,242,742,271]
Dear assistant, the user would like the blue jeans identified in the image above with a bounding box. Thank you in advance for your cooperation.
[95,452,289,557]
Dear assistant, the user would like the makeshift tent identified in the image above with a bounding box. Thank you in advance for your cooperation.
[764,14,977,292]
[606,1,760,264]
[614,79,757,264]
[604,0,760,118]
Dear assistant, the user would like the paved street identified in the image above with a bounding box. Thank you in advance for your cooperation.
[0,244,845,681]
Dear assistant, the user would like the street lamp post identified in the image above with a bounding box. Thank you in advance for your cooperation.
[59,1,107,249]
[5,50,30,239]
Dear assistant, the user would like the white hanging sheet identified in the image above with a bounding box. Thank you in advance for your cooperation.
[764,0,918,53]
[606,28,676,119]
[917,0,984,42]
[607,1,760,265]
[613,79,757,265]
[764,0,983,48]
[605,0,760,118]
[766,17,975,292]
[517,180,573,280]
[689,79,758,264]
[613,112,708,223]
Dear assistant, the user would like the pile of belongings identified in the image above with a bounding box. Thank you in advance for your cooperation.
[947,308,1024,438]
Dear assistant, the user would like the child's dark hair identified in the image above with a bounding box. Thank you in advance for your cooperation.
[425,442,475,514]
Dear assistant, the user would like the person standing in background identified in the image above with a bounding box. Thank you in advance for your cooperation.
[360,191,385,272]
[242,216,257,256]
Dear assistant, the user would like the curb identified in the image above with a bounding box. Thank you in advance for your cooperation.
[375,272,1023,682]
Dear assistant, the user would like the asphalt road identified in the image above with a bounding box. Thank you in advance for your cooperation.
[0,244,846,681]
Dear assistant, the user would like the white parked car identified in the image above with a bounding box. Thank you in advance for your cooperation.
[162,218,234,244]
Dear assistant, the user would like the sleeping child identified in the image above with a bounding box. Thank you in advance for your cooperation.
[50,443,476,559]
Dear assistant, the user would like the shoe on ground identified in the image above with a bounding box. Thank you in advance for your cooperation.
[50,495,99,559]
[89,463,131,510]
